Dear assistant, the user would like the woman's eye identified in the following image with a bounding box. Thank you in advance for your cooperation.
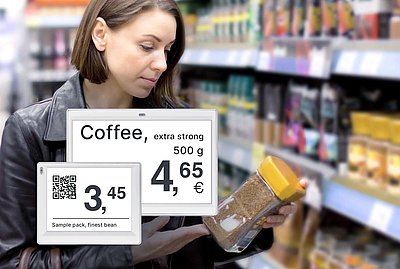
[140,45,153,51]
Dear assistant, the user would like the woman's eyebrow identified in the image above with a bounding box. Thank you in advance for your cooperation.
[142,34,175,44]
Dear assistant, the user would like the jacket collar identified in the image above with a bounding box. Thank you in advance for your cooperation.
[43,72,86,142]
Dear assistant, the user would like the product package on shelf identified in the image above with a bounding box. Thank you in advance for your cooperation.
[276,0,293,36]
[365,114,390,187]
[321,0,338,36]
[249,0,265,43]
[318,83,338,165]
[337,0,355,38]
[391,0,400,38]
[264,0,278,37]
[387,119,400,194]
[282,82,303,150]
[291,0,307,36]
[310,226,400,269]
[298,85,320,158]
[348,111,369,181]
[226,75,257,143]
[261,83,283,147]
[306,0,323,37]
[353,0,392,39]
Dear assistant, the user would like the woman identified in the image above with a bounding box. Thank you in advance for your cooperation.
[0,0,306,268]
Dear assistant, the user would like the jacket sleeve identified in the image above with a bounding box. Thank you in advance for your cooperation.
[208,227,274,264]
[0,114,134,269]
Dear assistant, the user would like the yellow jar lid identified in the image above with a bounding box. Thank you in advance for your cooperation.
[351,112,369,136]
[257,156,305,202]
[390,119,400,145]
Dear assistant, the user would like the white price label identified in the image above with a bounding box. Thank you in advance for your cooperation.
[359,52,382,75]
[257,51,271,71]
[367,202,394,233]
[227,50,239,66]
[239,49,253,66]
[199,50,210,64]
[67,109,218,215]
[273,46,287,58]
[37,163,141,245]
[309,48,326,77]
[336,51,357,74]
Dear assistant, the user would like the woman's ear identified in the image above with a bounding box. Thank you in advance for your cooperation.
[92,17,108,52]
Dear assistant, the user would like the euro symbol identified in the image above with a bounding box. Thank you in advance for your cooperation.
[194,182,203,194]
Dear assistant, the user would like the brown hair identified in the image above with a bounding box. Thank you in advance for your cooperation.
[71,0,185,108]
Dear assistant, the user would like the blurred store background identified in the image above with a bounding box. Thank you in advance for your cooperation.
[1,0,400,268]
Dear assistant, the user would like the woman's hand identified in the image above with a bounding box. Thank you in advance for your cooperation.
[131,216,210,264]
[262,178,309,229]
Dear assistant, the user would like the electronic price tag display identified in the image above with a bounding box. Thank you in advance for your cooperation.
[37,162,141,245]
[67,109,218,216]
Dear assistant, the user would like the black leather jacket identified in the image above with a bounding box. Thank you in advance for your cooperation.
[0,73,273,269]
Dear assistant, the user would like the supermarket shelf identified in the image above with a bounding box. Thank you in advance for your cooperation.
[256,38,332,79]
[180,47,259,68]
[264,145,336,180]
[25,15,81,28]
[219,139,400,242]
[323,178,400,242]
[218,137,336,179]
[181,39,400,80]
[332,41,400,80]
[29,69,77,82]
[218,136,252,171]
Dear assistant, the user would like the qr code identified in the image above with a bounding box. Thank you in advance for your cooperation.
[52,175,76,199]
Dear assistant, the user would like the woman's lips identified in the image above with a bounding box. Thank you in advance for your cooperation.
[141,77,157,87]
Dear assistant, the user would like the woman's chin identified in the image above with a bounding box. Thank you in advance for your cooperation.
[132,88,152,99]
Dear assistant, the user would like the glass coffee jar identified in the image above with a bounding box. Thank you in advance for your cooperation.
[203,156,305,252]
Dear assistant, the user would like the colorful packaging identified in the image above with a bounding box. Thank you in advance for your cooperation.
[348,112,369,181]
[318,83,339,165]
[338,0,355,38]
[292,0,306,35]
[298,87,320,157]
[264,0,277,36]
[276,0,293,36]
[355,13,391,39]
[282,82,303,149]
[387,119,400,194]
[249,0,265,43]
[306,0,322,36]
[366,115,389,187]
[321,0,338,35]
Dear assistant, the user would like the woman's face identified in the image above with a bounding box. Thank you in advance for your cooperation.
[102,8,177,98]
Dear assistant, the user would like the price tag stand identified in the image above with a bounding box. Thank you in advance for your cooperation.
[37,162,141,245]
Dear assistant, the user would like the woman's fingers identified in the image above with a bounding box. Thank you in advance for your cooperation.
[142,216,170,238]
[278,202,297,216]
[299,178,309,189]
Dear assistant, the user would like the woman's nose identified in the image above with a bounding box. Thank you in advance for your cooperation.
[151,50,168,73]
